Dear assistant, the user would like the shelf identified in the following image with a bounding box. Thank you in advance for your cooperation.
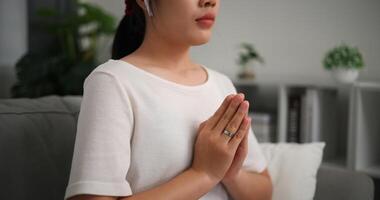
[232,78,339,89]
[348,85,380,173]
[277,86,340,144]
[235,84,278,113]
[232,80,380,178]
[353,81,380,90]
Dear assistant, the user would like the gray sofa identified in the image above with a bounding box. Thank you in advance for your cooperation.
[0,95,375,200]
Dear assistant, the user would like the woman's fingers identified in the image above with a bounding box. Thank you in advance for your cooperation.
[229,116,251,149]
[220,100,249,142]
[213,94,245,133]
[206,94,236,129]
[192,94,250,181]
[198,120,207,131]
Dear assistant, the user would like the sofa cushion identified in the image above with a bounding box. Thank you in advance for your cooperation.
[259,142,326,200]
[0,95,81,200]
[61,95,82,121]
[315,165,375,200]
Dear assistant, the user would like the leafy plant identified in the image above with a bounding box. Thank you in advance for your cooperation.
[237,42,265,67]
[11,0,116,98]
[323,43,365,70]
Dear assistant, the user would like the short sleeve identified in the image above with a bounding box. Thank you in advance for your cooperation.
[64,71,134,199]
[223,75,268,173]
[242,127,268,173]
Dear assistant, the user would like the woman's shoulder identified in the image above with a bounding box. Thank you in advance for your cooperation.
[205,66,237,94]
[85,59,137,84]
[90,59,132,76]
[206,67,234,86]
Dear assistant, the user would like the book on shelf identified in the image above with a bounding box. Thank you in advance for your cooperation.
[287,94,301,143]
[249,112,273,143]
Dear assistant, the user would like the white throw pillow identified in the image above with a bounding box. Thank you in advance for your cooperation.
[259,142,326,200]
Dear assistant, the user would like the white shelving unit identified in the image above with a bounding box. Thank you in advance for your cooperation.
[348,82,380,178]
[233,79,380,176]
[277,85,343,166]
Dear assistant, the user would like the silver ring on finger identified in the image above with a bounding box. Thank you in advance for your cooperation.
[223,128,236,138]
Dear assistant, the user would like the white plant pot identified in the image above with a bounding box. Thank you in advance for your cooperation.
[331,67,359,84]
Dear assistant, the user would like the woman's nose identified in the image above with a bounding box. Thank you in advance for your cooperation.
[199,0,216,8]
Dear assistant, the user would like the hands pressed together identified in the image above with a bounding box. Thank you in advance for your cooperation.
[191,93,251,184]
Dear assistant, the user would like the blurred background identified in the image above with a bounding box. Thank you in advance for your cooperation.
[0,0,379,199]
[1,0,379,97]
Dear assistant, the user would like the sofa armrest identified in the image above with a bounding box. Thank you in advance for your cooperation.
[314,165,375,200]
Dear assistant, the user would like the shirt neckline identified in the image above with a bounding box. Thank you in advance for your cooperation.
[110,59,212,92]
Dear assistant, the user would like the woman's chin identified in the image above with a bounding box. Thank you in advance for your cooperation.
[191,35,212,46]
[192,40,209,46]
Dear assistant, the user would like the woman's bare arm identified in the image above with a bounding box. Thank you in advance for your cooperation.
[119,168,218,200]
[68,168,218,200]
[222,168,273,200]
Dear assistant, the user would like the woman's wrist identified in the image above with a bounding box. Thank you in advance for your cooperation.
[221,169,243,186]
[188,167,221,187]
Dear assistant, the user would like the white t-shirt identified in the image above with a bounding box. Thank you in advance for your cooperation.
[64,59,268,200]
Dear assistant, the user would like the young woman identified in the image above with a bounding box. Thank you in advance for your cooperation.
[65,0,273,199]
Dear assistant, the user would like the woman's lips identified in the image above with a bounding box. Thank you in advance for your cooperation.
[196,18,214,29]
[196,13,215,29]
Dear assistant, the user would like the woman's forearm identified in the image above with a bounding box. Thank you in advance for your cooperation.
[222,169,273,200]
[118,168,219,200]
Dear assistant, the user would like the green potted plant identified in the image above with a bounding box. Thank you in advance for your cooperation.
[322,43,365,84]
[236,42,265,80]
[11,0,116,98]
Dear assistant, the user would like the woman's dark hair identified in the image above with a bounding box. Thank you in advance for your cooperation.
[112,1,147,59]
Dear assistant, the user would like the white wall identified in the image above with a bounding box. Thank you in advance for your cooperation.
[0,0,27,98]
[0,0,27,66]
[73,0,380,85]
[191,0,380,84]
[1,0,377,97]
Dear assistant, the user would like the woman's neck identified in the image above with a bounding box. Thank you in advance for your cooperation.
[131,29,196,71]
